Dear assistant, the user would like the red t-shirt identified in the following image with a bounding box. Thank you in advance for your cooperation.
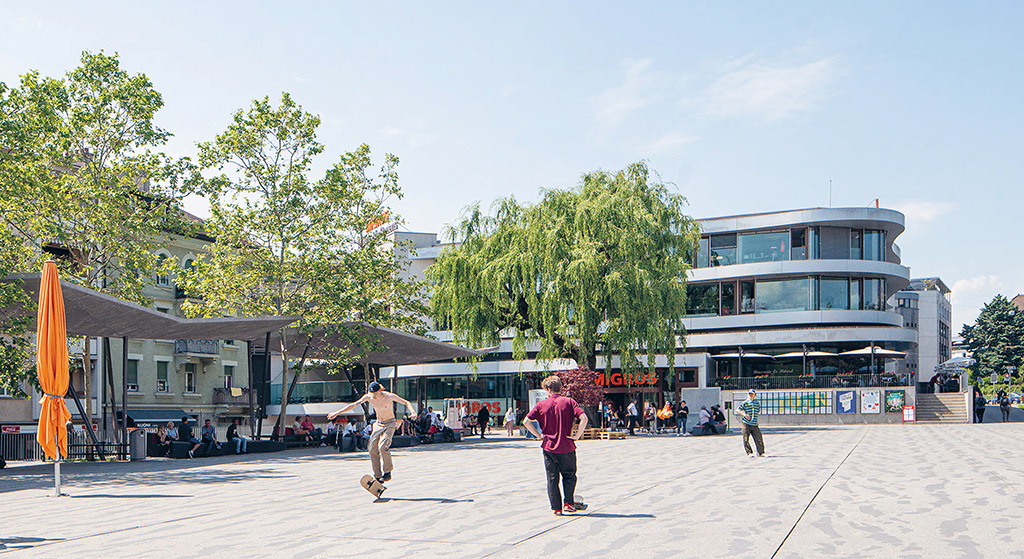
[526,393,584,454]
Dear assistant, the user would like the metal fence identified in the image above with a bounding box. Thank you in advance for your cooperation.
[714,373,915,391]
[0,429,128,463]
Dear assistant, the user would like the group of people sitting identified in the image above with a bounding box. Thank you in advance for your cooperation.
[150,416,251,458]
[290,415,324,446]
[696,405,727,435]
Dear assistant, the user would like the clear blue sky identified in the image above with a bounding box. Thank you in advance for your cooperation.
[2,1,1021,331]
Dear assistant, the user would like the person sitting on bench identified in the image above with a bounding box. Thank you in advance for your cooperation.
[698,406,718,435]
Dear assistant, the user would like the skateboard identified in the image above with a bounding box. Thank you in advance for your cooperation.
[360,474,387,499]
[572,496,587,511]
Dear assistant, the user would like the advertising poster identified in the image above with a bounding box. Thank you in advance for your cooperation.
[861,389,881,414]
[836,390,857,414]
[884,390,905,413]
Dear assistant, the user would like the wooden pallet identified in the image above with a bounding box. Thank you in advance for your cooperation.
[597,431,626,440]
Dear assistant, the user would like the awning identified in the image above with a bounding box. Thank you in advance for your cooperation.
[262,322,491,366]
[774,351,838,358]
[123,409,191,428]
[2,273,299,340]
[839,346,907,358]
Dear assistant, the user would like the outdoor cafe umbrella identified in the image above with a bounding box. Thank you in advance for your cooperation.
[775,349,837,377]
[713,349,773,380]
[35,262,72,497]
[839,345,907,377]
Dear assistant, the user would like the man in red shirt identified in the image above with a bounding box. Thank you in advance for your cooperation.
[525,375,588,515]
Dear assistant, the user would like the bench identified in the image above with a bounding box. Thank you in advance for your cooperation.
[689,424,730,436]
[168,439,285,458]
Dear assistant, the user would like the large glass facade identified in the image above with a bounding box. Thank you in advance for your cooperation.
[686,283,720,316]
[709,234,736,267]
[738,231,790,264]
[791,228,806,260]
[756,278,812,313]
[864,230,884,261]
[686,276,889,316]
[695,237,709,268]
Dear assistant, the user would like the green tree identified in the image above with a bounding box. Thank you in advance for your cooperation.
[180,93,426,435]
[428,161,700,376]
[961,294,1024,391]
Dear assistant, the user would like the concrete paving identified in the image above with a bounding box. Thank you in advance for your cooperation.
[2,423,1023,558]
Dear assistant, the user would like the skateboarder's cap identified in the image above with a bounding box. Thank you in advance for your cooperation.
[368,381,382,392]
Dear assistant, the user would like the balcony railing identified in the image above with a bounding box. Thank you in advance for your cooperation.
[713,373,916,391]
[174,339,219,355]
[213,387,252,405]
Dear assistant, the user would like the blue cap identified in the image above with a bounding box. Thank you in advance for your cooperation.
[368,381,382,393]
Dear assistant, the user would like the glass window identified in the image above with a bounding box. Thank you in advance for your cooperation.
[863,278,883,310]
[157,361,168,392]
[425,376,465,400]
[738,231,790,264]
[808,227,819,259]
[850,279,861,310]
[864,230,883,261]
[695,237,709,268]
[791,229,806,260]
[755,278,811,313]
[127,359,139,391]
[850,230,862,260]
[224,365,234,389]
[709,234,736,267]
[686,283,720,316]
[740,281,755,313]
[819,278,849,310]
[185,363,196,393]
[720,282,736,316]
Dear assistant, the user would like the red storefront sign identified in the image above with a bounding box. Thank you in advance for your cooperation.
[595,372,659,387]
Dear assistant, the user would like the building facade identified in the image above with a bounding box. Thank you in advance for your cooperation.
[889,278,953,391]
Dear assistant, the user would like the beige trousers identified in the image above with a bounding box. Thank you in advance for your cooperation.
[368,418,397,477]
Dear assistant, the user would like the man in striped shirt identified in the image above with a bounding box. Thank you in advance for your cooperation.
[738,389,766,458]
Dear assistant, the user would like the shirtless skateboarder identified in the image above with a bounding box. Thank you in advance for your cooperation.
[328,381,417,483]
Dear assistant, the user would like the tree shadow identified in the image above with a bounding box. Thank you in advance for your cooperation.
[373,496,474,504]
[71,493,191,499]
[0,536,65,550]
[579,512,655,519]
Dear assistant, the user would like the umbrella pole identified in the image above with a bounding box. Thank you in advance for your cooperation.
[53,434,64,497]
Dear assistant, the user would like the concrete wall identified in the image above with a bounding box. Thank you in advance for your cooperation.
[721,386,917,425]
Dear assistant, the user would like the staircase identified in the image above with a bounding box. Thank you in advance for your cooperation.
[915,393,970,424]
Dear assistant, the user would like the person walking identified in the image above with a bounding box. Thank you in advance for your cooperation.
[477,404,491,439]
[524,375,588,516]
[974,390,988,423]
[998,391,1012,422]
[328,381,416,483]
[504,406,517,436]
[738,389,766,458]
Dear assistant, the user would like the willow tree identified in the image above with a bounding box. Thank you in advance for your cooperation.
[180,93,426,436]
[428,161,700,377]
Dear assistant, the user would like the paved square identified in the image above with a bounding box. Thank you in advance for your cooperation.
[2,424,1022,558]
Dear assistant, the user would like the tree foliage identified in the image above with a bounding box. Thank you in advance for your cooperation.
[428,161,699,374]
[960,294,1024,387]
[179,93,427,427]
[1,51,190,399]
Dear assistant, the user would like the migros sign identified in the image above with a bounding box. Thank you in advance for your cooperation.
[594,372,659,387]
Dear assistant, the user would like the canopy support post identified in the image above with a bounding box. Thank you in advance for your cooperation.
[66,385,105,461]
[103,337,119,445]
[121,337,129,460]
[258,332,271,439]
[273,343,310,439]
[247,339,256,436]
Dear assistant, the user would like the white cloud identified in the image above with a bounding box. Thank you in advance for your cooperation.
[703,57,838,122]
[380,126,437,149]
[593,58,658,128]
[950,275,1006,330]
[891,201,955,226]
[642,133,698,155]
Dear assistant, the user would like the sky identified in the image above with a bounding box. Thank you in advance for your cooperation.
[2,1,1022,332]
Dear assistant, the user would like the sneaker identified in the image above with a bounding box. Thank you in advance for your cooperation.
[562,503,577,514]
[379,472,392,482]
[188,450,194,459]
[553,510,563,516]
[759,453,768,458]
[747,453,755,458]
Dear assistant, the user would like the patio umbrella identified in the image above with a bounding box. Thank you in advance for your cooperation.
[775,349,837,377]
[839,345,906,378]
[35,262,72,497]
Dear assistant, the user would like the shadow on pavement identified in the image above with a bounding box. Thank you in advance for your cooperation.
[580,512,655,519]
[71,493,192,499]
[374,497,474,504]
[0,536,64,550]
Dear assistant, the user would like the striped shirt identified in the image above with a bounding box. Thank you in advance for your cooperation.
[738,398,760,426]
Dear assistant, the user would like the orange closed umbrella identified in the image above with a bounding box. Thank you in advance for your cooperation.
[35,261,72,468]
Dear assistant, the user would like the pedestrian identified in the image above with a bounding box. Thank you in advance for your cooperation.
[974,390,988,423]
[676,400,689,436]
[477,404,491,439]
[626,399,639,436]
[998,391,1012,422]
[524,375,588,516]
[327,381,417,484]
[504,406,517,436]
[738,389,766,458]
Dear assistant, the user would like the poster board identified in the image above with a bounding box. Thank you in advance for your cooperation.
[861,389,881,414]
[836,390,857,414]
[902,405,915,423]
[884,390,905,413]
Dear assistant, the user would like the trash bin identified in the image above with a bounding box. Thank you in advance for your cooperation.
[129,428,147,461]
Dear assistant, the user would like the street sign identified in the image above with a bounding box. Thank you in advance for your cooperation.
[990,373,998,384]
